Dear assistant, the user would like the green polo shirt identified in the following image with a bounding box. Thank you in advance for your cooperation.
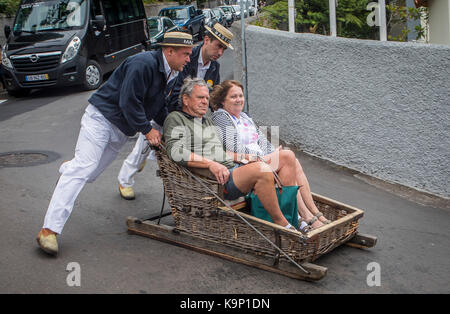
[163,111,235,168]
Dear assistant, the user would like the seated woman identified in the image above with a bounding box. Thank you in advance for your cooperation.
[210,80,331,230]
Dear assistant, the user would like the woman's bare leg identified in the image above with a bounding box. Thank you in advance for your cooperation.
[295,190,321,227]
[295,158,328,224]
[265,150,324,228]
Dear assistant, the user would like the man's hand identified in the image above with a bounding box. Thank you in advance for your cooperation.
[208,161,230,185]
[145,128,162,146]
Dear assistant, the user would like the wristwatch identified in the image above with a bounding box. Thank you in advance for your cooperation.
[238,153,248,164]
[240,158,249,165]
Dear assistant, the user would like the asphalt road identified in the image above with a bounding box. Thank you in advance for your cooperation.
[0,48,449,294]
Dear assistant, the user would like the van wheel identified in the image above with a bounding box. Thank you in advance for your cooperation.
[83,60,102,90]
[7,89,31,98]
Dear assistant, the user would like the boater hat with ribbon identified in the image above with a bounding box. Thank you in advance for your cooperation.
[159,31,196,47]
[204,22,234,50]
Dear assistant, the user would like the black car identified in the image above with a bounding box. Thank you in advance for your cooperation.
[2,0,149,97]
[148,16,179,50]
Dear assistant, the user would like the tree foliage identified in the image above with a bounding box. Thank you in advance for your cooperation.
[256,0,428,41]
[386,3,429,41]
[0,0,20,17]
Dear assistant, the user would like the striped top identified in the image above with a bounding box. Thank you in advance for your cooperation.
[211,109,275,157]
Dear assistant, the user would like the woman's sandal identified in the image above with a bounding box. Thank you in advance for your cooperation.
[284,223,298,232]
[298,214,330,233]
[297,217,313,233]
[314,212,332,224]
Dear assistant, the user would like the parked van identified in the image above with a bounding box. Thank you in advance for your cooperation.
[2,0,150,97]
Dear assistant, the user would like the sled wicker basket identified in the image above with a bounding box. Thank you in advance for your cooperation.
[155,147,364,263]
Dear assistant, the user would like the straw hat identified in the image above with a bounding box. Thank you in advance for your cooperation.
[159,32,196,47]
[204,22,234,50]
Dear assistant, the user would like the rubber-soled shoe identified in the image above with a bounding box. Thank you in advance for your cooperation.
[36,229,58,256]
[119,184,135,200]
[137,160,146,173]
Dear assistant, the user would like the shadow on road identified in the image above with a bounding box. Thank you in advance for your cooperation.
[0,83,101,122]
[0,87,82,122]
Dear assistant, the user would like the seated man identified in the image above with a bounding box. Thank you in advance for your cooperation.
[163,77,299,230]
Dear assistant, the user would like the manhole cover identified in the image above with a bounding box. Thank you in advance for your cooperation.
[0,151,60,167]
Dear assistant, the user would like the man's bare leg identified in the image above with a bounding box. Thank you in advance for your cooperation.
[231,162,290,227]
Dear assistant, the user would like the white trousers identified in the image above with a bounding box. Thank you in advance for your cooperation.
[117,120,162,188]
[43,104,128,234]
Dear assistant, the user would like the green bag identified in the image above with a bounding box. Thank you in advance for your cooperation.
[247,185,299,229]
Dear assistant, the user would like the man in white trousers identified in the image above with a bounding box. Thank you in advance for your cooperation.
[118,22,234,200]
[36,32,195,256]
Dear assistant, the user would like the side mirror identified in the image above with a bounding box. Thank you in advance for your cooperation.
[196,9,203,15]
[92,15,105,31]
[4,25,11,39]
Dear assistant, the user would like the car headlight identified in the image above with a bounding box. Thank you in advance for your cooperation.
[61,36,81,64]
[2,46,13,69]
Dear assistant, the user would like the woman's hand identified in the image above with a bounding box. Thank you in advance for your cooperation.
[263,146,283,164]
[208,161,230,185]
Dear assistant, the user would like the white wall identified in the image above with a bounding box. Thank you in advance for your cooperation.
[429,0,450,45]
[231,23,450,198]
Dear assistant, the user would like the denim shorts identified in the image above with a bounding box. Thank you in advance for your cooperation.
[223,165,247,200]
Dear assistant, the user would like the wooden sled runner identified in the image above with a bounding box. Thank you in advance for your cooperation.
[127,147,377,281]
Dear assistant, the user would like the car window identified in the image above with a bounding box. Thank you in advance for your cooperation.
[163,18,174,29]
[148,18,160,30]
[90,0,102,17]
[102,0,145,24]
[148,18,161,36]
[160,8,189,20]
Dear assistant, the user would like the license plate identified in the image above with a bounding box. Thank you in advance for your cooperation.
[25,74,49,81]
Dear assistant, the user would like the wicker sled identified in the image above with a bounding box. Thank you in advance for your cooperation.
[127,147,377,281]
